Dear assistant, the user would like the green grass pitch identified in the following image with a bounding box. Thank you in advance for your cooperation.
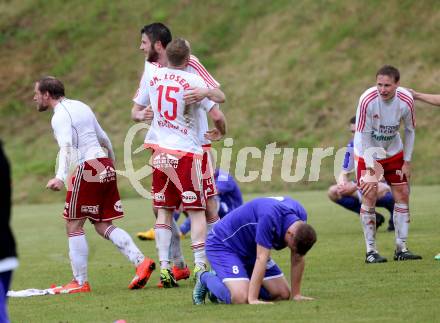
[9,186,440,322]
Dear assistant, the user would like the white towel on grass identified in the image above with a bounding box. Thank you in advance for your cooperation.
[7,288,55,297]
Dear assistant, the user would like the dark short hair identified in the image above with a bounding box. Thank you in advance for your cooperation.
[166,38,190,66]
[376,65,400,83]
[37,76,65,99]
[350,116,356,124]
[141,22,172,48]
[294,223,317,256]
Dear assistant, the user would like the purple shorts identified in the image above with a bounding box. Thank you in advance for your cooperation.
[206,234,283,282]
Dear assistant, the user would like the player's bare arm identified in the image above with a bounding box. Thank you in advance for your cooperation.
[184,87,226,105]
[205,106,226,141]
[290,251,313,301]
[409,89,440,106]
[248,245,273,305]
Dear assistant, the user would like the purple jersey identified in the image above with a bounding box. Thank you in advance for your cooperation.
[214,169,243,218]
[211,197,307,262]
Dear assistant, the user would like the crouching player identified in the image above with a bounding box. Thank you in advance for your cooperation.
[192,196,317,304]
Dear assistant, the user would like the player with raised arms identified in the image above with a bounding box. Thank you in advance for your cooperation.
[141,38,226,287]
[132,23,225,283]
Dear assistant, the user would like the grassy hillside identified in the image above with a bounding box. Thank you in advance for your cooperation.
[1,0,440,203]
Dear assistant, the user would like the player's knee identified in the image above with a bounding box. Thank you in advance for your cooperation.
[206,198,219,222]
[230,290,248,304]
[94,223,108,237]
[327,185,338,201]
[277,287,291,300]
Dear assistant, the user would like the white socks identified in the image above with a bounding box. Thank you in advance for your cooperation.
[191,242,207,267]
[393,203,410,252]
[104,226,145,267]
[154,223,172,269]
[68,230,88,285]
[360,204,377,253]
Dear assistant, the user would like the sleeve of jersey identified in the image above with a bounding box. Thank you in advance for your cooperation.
[188,56,220,89]
[341,143,354,172]
[356,99,375,168]
[255,213,276,249]
[133,66,151,107]
[94,117,115,161]
[52,113,73,182]
[401,93,416,162]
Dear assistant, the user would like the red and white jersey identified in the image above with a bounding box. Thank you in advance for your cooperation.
[142,63,216,156]
[51,99,114,181]
[133,55,220,146]
[354,86,415,163]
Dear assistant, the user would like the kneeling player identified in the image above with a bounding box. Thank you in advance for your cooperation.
[193,197,317,304]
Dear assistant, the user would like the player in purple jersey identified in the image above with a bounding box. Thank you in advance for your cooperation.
[192,196,317,305]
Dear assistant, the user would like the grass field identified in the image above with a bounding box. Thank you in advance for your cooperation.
[8,186,440,322]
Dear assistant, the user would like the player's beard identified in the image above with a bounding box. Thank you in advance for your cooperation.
[37,103,49,112]
[147,45,159,63]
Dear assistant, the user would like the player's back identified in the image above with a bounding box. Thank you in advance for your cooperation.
[212,197,307,258]
[52,99,107,163]
[146,66,213,155]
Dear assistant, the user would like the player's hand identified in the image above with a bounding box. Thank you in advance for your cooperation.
[293,294,314,301]
[184,87,209,104]
[408,89,419,100]
[46,178,64,191]
[337,182,356,195]
[360,178,378,196]
[402,161,411,181]
[135,105,153,122]
[204,128,223,141]
[248,299,273,305]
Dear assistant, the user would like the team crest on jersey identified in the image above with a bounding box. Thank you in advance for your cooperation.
[114,200,123,213]
[182,191,197,204]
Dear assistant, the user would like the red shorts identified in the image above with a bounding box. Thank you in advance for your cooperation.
[64,158,124,222]
[152,151,205,210]
[356,151,407,186]
[202,147,218,199]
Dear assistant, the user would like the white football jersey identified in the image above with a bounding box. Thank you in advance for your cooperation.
[133,55,220,146]
[354,86,415,163]
[51,99,113,181]
[142,63,215,155]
